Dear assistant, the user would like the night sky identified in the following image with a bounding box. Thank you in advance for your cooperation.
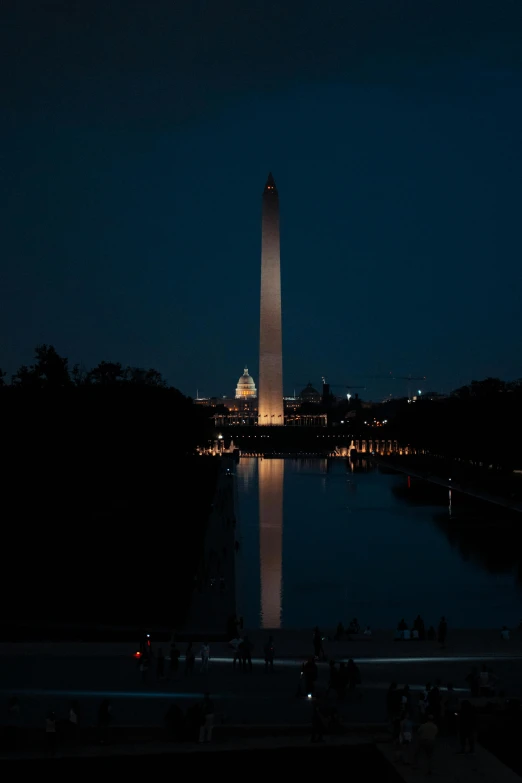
[2,1,521,400]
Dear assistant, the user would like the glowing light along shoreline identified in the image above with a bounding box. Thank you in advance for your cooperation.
[0,681,470,700]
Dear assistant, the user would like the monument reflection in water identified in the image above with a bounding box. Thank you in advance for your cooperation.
[236,458,326,629]
[237,457,522,630]
[258,458,284,628]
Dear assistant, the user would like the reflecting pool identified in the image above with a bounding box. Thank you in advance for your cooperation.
[235,457,522,629]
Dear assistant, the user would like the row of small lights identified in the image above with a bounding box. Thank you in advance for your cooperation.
[241,453,343,456]
[218,434,360,438]
[218,434,396,438]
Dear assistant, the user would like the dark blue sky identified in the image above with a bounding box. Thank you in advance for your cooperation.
[1,1,521,399]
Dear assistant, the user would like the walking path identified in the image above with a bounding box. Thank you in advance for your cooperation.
[0,733,377,761]
[2,730,521,781]
[238,627,522,662]
[379,737,522,782]
[0,737,404,783]
[2,633,521,779]
[2,627,521,660]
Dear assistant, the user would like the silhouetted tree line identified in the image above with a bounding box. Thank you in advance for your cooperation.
[0,343,213,443]
[389,377,522,472]
[1,346,218,634]
[2,344,169,390]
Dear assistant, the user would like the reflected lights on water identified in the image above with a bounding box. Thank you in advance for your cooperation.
[259,458,284,628]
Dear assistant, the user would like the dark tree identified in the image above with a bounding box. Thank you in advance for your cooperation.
[11,364,37,388]
[390,376,522,472]
[71,363,88,387]
[124,366,167,387]
[12,344,70,389]
[87,361,125,385]
[2,343,217,633]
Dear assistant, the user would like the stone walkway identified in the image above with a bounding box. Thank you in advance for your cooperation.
[1,633,521,779]
[230,627,522,661]
[1,627,522,660]
[3,732,522,781]
[0,733,374,761]
[379,737,522,782]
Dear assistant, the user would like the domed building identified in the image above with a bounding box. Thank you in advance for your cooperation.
[299,382,321,404]
[235,367,257,399]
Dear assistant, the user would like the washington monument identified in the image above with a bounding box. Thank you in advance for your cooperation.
[258,172,284,426]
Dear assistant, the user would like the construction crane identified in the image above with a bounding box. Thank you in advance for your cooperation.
[293,380,365,406]
[320,380,366,402]
[294,380,366,388]
[371,373,427,399]
[296,374,427,401]
[386,374,426,381]
[319,378,366,404]
[321,376,366,388]
[345,373,427,397]
[322,374,426,384]
[294,380,365,392]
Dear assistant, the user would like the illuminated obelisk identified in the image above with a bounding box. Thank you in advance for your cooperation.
[258,172,284,426]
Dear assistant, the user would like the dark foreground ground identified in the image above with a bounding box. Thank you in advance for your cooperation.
[0,742,405,779]
[2,633,522,777]
[3,453,219,635]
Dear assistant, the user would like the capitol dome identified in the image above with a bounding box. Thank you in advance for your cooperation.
[235,367,257,399]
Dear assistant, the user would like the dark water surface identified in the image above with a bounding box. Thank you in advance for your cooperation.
[235,458,522,629]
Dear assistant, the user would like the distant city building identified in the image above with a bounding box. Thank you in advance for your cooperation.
[235,367,257,399]
[299,382,321,404]
[283,396,300,413]
[204,367,258,426]
[205,371,328,426]
[285,412,327,427]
